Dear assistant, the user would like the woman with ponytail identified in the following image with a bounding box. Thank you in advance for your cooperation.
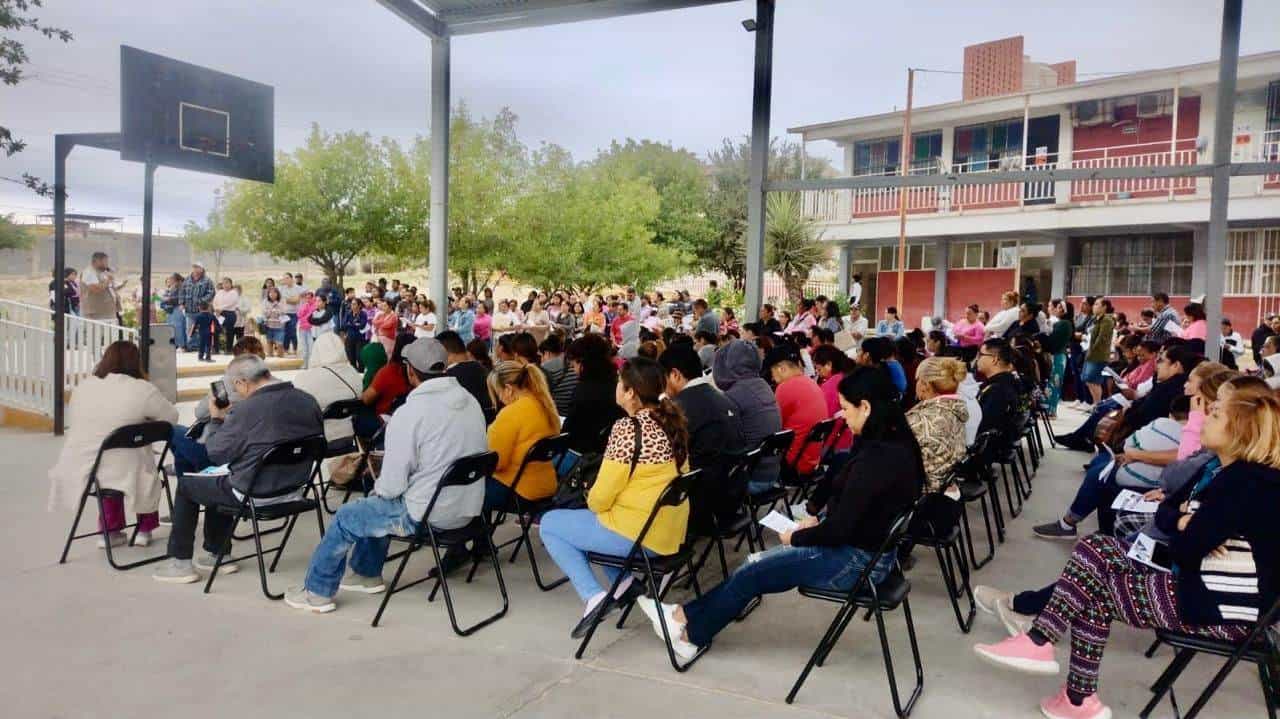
[541,356,692,639]
[483,360,561,513]
[634,366,924,661]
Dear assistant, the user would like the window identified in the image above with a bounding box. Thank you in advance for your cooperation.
[878,243,935,270]
[1226,228,1280,296]
[854,130,943,176]
[949,240,1018,269]
[953,118,1023,172]
[1067,233,1193,296]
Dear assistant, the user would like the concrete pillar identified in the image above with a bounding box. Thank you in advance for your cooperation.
[428,35,451,315]
[1191,223,1210,297]
[836,243,851,300]
[1051,235,1069,299]
[1055,107,1074,203]
[933,238,949,318]
[939,124,955,172]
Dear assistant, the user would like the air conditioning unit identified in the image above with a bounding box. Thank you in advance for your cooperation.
[1073,99,1111,127]
[1136,92,1170,118]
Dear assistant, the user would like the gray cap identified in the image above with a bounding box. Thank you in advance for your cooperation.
[403,338,448,374]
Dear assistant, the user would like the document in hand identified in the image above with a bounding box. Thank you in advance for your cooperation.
[1126,532,1172,572]
[1111,489,1160,514]
[196,464,231,476]
[759,510,799,535]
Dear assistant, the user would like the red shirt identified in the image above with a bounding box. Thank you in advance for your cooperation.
[373,310,398,341]
[610,314,631,344]
[775,374,827,476]
[369,363,410,416]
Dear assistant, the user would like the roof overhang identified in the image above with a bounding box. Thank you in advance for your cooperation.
[379,0,740,37]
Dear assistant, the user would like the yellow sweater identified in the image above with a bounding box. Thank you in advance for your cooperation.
[488,394,559,500]
[587,411,689,556]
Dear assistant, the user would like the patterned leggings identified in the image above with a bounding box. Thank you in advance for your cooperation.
[1032,534,1250,696]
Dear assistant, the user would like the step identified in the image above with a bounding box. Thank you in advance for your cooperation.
[175,355,303,378]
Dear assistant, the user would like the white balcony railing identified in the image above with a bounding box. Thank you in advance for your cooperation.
[1264,128,1280,186]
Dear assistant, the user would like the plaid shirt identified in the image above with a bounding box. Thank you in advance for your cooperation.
[1147,305,1180,342]
[178,274,215,314]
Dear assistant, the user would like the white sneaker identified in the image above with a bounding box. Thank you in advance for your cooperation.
[974,585,1012,615]
[634,596,699,662]
[194,552,239,575]
[96,531,127,549]
[131,531,152,547]
[996,597,1036,637]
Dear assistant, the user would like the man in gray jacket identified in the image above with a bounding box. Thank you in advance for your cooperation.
[284,338,489,613]
[155,355,324,583]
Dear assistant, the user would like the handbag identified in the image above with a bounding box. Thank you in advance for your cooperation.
[551,417,641,510]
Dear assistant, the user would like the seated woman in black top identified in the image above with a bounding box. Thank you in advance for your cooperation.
[974,391,1280,719]
[561,334,625,455]
[634,366,924,661]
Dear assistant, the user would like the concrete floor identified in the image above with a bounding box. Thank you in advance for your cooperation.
[3,406,1268,718]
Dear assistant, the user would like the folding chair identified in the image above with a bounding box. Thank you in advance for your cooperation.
[904,475,976,633]
[314,398,374,513]
[59,421,174,570]
[1140,598,1280,719]
[782,418,837,505]
[786,509,924,717]
[574,469,707,672]
[956,430,1001,569]
[491,432,573,591]
[372,451,509,636]
[687,451,757,583]
[202,435,328,600]
[739,430,797,550]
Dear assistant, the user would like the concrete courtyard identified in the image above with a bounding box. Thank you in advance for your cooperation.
[2,406,1267,718]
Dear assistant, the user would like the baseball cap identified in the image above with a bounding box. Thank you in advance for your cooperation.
[403,338,448,374]
[191,261,205,269]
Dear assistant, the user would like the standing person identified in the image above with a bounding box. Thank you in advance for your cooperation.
[609,302,632,345]
[48,341,179,549]
[233,284,252,343]
[876,306,905,339]
[49,267,81,315]
[1147,292,1180,342]
[260,277,276,302]
[1042,299,1074,418]
[984,291,1021,339]
[261,287,287,357]
[80,251,126,324]
[1082,299,1116,405]
[473,301,493,346]
[758,304,783,336]
[540,357,691,637]
[1069,296,1097,408]
[189,302,219,363]
[278,273,303,355]
[160,273,184,346]
[954,304,986,352]
[176,262,214,350]
[340,297,368,370]
[412,299,438,339]
[1180,302,1208,355]
[371,298,399,358]
[849,273,863,311]
[451,297,476,343]
[296,290,320,368]
[212,278,240,354]
[692,299,719,337]
[1219,318,1245,370]
[316,276,342,318]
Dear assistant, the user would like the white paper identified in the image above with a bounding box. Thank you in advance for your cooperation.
[759,510,798,535]
[1111,489,1160,514]
[790,503,811,521]
[195,464,230,476]
[1095,444,1116,482]
[1126,532,1171,573]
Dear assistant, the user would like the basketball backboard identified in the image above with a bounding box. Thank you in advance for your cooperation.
[120,46,274,183]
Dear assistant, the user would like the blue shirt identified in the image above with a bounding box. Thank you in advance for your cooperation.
[877,319,905,339]
[885,360,908,394]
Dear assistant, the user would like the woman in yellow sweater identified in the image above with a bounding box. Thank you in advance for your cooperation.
[541,356,691,639]
[483,361,560,513]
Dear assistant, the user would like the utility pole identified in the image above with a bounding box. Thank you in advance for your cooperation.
[896,68,915,313]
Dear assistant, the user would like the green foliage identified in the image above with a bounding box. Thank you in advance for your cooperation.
[0,213,33,250]
[765,192,828,308]
[182,196,245,279]
[2,0,73,194]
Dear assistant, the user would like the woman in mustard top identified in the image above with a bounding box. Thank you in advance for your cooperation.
[483,361,560,514]
[541,356,690,639]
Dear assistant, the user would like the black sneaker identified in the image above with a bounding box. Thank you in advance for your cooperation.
[1033,521,1078,540]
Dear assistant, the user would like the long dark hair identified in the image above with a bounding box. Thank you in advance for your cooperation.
[567,333,617,384]
[619,356,689,468]
[93,340,145,380]
[837,366,925,490]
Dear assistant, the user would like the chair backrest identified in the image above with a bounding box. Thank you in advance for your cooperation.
[91,421,175,484]
[243,435,328,499]
[759,429,795,458]
[422,450,499,520]
[839,506,915,602]
[805,418,837,445]
[321,398,368,421]
[509,432,572,495]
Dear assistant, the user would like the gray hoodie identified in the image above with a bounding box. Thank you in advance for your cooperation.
[376,375,489,527]
[618,319,641,360]
[713,340,783,488]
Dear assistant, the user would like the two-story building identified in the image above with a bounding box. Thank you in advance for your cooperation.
[790,36,1280,330]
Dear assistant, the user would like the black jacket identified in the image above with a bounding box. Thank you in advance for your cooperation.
[1127,373,1186,432]
[977,371,1021,445]
[562,377,625,455]
[674,382,746,534]
[792,439,921,551]
[1251,324,1275,366]
[205,381,324,497]
[447,361,495,424]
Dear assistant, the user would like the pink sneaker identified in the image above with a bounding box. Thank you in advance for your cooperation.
[973,633,1060,675]
[1039,685,1112,719]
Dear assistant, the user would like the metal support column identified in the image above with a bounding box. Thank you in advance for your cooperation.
[1051,236,1069,300]
[743,0,774,319]
[429,34,451,315]
[1203,0,1241,347]
[140,162,155,371]
[836,243,850,302]
[933,239,949,318]
[53,136,70,435]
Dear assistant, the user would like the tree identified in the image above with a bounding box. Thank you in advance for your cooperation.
[2,0,72,195]
[704,136,834,290]
[765,192,828,308]
[222,125,403,288]
[0,212,32,249]
[182,195,244,279]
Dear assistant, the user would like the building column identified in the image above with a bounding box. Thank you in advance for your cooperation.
[428,34,451,315]
[1051,235,1069,299]
[742,0,775,320]
[933,238,949,318]
[836,242,851,300]
[1055,107,1074,203]
[1191,223,1210,297]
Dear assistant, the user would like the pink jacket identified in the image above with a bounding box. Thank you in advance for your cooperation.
[954,319,985,347]
[297,298,318,331]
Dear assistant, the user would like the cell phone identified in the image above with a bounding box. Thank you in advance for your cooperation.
[211,380,230,409]
[1149,542,1173,572]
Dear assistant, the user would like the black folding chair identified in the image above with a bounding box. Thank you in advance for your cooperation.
[491,432,573,591]
[314,398,374,514]
[904,474,976,633]
[1140,598,1280,719]
[782,418,837,504]
[786,509,924,717]
[739,430,797,550]
[372,451,509,636]
[687,451,757,583]
[956,430,1001,569]
[574,469,707,672]
[59,421,174,570]
[202,435,328,600]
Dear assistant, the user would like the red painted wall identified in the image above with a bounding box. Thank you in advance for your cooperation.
[1072,96,1201,153]
[876,270,934,328]
[946,269,1016,322]
[1065,296,1262,330]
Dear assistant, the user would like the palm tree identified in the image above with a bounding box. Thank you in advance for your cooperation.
[765,192,828,309]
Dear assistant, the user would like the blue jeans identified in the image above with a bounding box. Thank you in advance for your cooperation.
[303,495,418,598]
[682,543,892,648]
[1066,452,1120,531]
[170,425,212,474]
[482,476,512,514]
[1062,398,1119,444]
[168,307,187,349]
[540,508,650,602]
[300,327,314,366]
[1081,360,1106,385]
[284,314,298,351]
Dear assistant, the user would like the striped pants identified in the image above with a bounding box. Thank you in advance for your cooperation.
[1032,533,1249,696]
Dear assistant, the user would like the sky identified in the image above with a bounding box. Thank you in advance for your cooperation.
[2,0,1279,235]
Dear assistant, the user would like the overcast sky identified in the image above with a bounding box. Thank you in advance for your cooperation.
[2,0,1278,234]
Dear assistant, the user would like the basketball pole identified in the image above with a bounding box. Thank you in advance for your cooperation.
[53,136,70,435]
[140,161,155,372]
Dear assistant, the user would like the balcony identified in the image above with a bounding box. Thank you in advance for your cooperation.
[800,139,1273,226]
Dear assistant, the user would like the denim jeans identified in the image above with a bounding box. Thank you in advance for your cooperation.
[539,508,650,602]
[1061,398,1119,445]
[1068,345,1087,405]
[169,425,212,475]
[303,495,418,598]
[682,543,892,648]
[300,328,314,367]
[483,476,512,515]
[1066,452,1120,532]
[168,306,187,350]
[284,314,298,351]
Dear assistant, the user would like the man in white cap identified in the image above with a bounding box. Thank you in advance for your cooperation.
[178,261,215,350]
[284,338,489,613]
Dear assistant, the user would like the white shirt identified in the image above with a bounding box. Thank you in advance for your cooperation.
[414,312,437,339]
[985,306,1020,338]
[849,281,862,308]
